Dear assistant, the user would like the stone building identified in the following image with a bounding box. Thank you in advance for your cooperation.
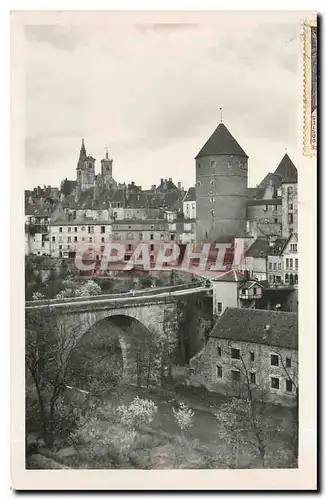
[183,187,196,219]
[195,122,248,243]
[188,307,298,405]
[76,139,96,193]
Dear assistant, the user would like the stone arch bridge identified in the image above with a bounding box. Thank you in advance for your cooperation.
[26,284,213,385]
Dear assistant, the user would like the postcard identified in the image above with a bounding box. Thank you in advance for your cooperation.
[11,9,317,490]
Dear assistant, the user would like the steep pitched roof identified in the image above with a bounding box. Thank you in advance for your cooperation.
[195,123,248,159]
[258,172,283,190]
[274,154,298,184]
[183,187,196,202]
[210,307,298,350]
[245,238,271,258]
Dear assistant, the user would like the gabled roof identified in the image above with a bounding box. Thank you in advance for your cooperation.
[268,238,288,256]
[183,187,196,203]
[239,280,264,290]
[195,123,248,159]
[258,172,283,190]
[210,307,298,350]
[274,154,298,184]
[245,238,271,258]
[211,269,246,283]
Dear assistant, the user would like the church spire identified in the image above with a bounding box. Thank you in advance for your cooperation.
[80,138,86,156]
[77,138,87,169]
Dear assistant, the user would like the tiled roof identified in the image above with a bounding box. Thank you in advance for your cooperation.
[245,238,271,258]
[210,307,298,350]
[195,123,248,159]
[183,187,196,202]
[268,238,288,255]
[274,154,298,184]
[238,280,264,290]
[126,192,148,209]
[211,269,246,282]
[258,172,283,190]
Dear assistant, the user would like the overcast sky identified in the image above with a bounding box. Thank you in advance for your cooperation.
[25,11,309,190]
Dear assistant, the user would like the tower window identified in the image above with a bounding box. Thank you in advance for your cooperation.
[89,163,92,169]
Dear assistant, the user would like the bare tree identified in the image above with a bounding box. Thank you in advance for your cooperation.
[25,305,92,449]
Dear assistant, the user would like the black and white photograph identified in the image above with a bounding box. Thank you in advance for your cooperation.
[10,8,317,490]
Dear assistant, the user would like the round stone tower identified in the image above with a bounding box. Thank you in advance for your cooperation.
[195,122,248,243]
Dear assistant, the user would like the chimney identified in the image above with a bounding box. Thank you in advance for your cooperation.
[177,182,181,190]
[151,184,156,192]
[169,177,172,182]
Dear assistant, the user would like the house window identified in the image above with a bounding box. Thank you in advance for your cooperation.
[217,346,221,357]
[128,244,132,251]
[67,236,71,243]
[285,273,289,283]
[101,226,105,234]
[170,234,175,241]
[295,274,298,284]
[68,227,71,232]
[81,226,85,231]
[271,377,280,389]
[59,251,62,258]
[278,263,282,271]
[274,218,278,224]
[101,237,105,243]
[231,348,240,360]
[150,234,154,240]
[139,233,143,240]
[287,186,293,196]
[286,380,293,393]
[250,352,255,362]
[286,357,292,368]
[295,258,298,269]
[288,214,294,224]
[59,245,62,250]
[231,370,241,382]
[270,354,279,366]
[74,236,78,243]
[150,244,154,251]
[210,179,215,186]
[269,262,272,270]
[41,242,45,248]
[273,263,277,271]
[89,237,92,243]
[217,302,223,314]
[250,373,256,384]
[52,236,55,242]
[59,227,62,233]
[290,259,293,269]
[74,227,78,232]
[216,366,222,378]
[253,287,257,296]
[286,258,289,269]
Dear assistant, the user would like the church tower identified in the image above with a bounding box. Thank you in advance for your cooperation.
[101,149,113,184]
[195,120,248,243]
[76,139,96,192]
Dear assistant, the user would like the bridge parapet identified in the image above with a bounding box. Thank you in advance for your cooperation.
[25,281,204,308]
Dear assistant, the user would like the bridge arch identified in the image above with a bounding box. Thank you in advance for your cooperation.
[65,308,176,389]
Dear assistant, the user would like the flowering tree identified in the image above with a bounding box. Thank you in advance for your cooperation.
[172,402,194,434]
[55,279,101,299]
[116,396,158,430]
[32,291,46,301]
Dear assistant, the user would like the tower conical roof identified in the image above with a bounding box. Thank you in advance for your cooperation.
[195,123,248,159]
[274,153,297,183]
